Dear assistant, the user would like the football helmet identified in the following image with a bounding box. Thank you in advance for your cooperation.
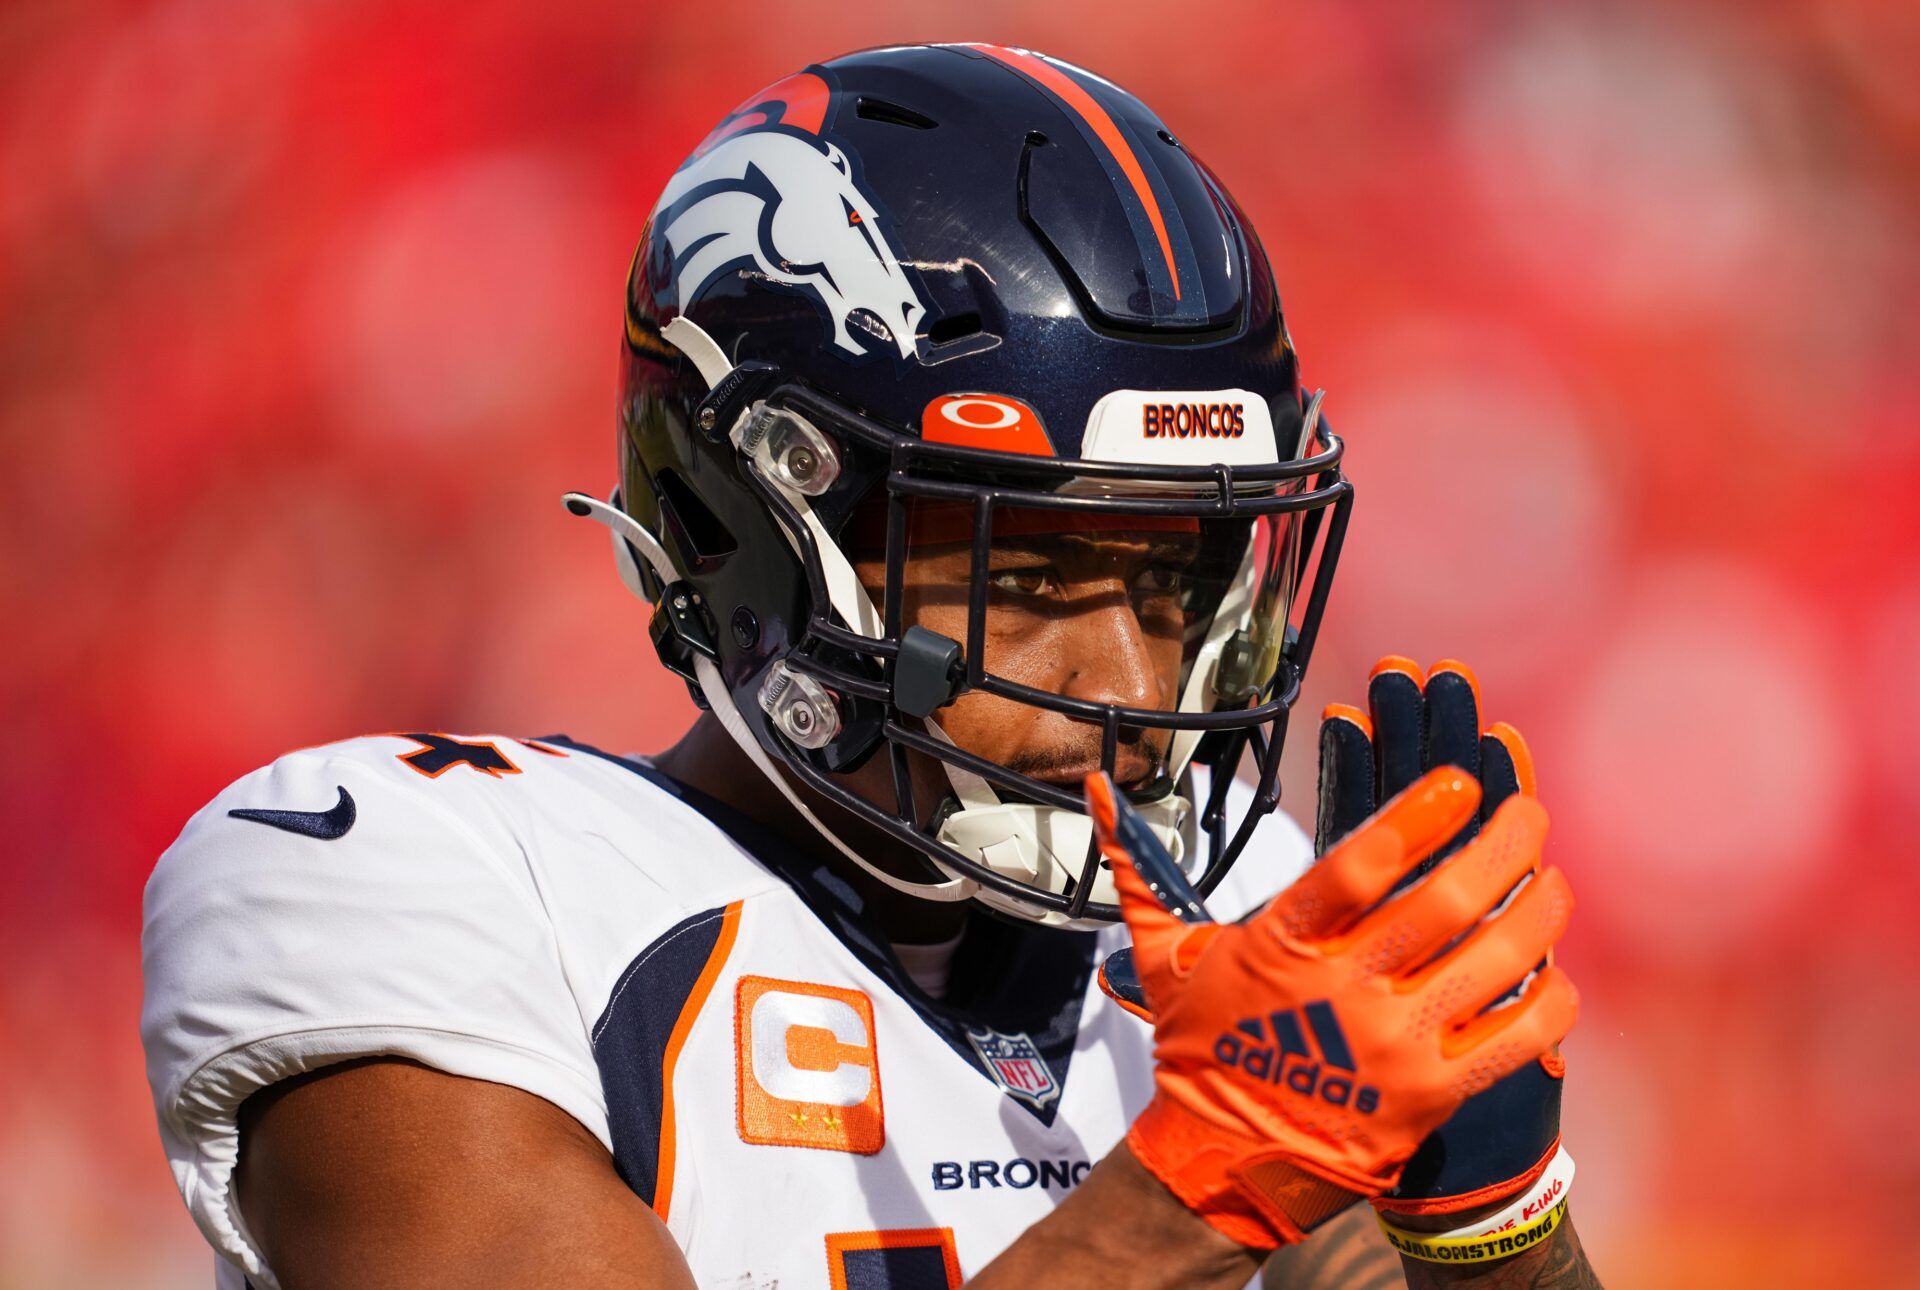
[568,43,1351,927]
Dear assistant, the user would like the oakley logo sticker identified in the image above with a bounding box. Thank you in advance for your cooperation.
[921,394,1053,456]
[1214,1000,1380,1113]
[652,70,927,362]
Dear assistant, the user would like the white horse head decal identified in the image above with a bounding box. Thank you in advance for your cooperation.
[653,130,926,360]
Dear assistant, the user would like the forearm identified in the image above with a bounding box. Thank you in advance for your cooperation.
[1257,1200,1602,1290]
[969,1141,1261,1289]
[1261,1202,1405,1290]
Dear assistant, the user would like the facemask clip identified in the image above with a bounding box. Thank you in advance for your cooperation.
[650,582,719,693]
[893,626,965,718]
[759,662,843,749]
[735,402,842,496]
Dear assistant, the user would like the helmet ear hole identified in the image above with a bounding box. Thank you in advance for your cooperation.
[854,96,938,130]
[926,311,983,345]
[655,468,738,563]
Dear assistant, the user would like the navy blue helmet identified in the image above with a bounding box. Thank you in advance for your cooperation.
[570,43,1351,927]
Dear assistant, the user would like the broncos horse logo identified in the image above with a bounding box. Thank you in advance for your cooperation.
[652,71,927,361]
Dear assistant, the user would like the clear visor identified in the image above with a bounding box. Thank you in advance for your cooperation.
[847,491,1305,792]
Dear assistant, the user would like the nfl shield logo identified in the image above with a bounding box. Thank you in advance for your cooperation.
[965,1026,1060,1109]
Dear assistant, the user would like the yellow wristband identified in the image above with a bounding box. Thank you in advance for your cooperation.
[1377,1198,1569,1265]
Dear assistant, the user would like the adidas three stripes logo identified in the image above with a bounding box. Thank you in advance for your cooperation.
[1213,1000,1382,1114]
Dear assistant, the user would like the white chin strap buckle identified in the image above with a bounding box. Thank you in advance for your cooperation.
[936,792,1193,927]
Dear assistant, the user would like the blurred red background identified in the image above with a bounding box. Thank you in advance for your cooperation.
[4,1,1917,1285]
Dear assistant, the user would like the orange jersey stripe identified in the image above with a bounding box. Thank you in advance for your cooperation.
[968,44,1182,301]
[654,900,743,1222]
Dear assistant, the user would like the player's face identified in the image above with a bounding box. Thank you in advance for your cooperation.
[854,521,1197,794]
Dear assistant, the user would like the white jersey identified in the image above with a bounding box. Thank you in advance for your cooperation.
[141,731,1312,1289]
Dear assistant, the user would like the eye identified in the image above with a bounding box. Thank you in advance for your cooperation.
[1132,563,1184,597]
[988,566,1057,598]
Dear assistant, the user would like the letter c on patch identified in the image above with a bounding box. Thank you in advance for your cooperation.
[749,989,871,1106]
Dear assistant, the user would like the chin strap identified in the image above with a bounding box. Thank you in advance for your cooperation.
[690,651,977,903]
[563,488,977,904]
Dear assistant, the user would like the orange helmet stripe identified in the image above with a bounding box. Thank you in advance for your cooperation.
[966,44,1182,301]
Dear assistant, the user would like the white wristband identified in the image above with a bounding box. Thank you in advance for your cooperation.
[1442,1146,1576,1239]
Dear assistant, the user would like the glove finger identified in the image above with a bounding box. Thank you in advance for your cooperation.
[1475,724,1541,1002]
[1409,867,1573,1016]
[1087,773,1205,1003]
[1461,727,1544,1012]
[1422,662,1482,866]
[1086,772,1210,924]
[1478,734,1521,819]
[1481,722,1537,813]
[1106,852,1191,1003]
[1316,703,1376,855]
[1368,656,1427,803]
[1096,949,1155,1021]
[1442,965,1579,1076]
[1342,795,1547,972]
[1265,767,1481,943]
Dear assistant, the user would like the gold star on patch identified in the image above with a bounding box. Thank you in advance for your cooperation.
[823,1113,842,1131]
[789,1110,809,1127]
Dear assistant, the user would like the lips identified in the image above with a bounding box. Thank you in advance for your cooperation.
[1027,751,1163,791]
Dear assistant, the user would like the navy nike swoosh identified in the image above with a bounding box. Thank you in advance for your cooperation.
[229,786,356,840]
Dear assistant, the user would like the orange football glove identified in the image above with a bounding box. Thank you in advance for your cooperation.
[1087,768,1578,1250]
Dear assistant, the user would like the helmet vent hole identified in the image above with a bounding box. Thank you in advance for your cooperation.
[927,311,983,345]
[856,97,938,130]
[1157,129,1180,147]
[654,467,737,563]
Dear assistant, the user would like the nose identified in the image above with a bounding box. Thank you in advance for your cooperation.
[1061,595,1167,714]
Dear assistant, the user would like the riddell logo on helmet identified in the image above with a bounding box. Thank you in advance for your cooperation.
[1142,402,1246,439]
[1214,1001,1380,1114]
